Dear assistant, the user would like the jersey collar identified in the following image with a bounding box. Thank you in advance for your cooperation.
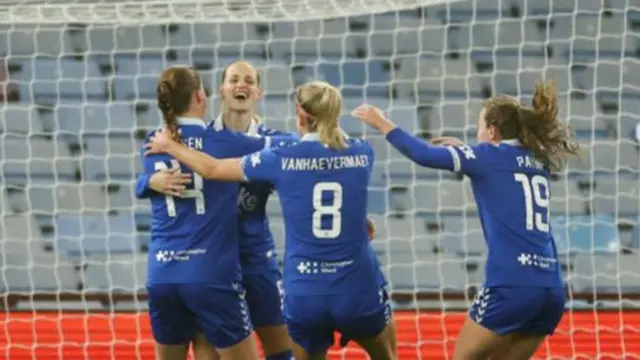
[212,114,259,136]
[301,133,321,141]
[177,117,207,128]
[300,129,350,142]
[501,139,521,146]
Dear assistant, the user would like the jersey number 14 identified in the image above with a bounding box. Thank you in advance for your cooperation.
[155,160,205,217]
[514,173,549,233]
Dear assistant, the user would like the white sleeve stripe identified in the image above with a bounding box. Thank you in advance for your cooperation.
[446,146,461,173]
[264,136,271,149]
[239,156,250,181]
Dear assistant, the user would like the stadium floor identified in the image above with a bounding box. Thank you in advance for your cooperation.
[1,310,638,359]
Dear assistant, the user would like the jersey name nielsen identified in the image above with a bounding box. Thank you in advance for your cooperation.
[183,136,204,150]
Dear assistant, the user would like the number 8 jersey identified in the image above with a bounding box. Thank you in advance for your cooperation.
[446,140,563,288]
[241,133,383,296]
[140,118,270,286]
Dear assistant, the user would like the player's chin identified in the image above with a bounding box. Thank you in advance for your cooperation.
[228,101,253,112]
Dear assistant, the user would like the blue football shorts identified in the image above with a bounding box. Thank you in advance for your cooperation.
[147,282,253,348]
[284,286,391,355]
[469,285,566,336]
[243,268,286,327]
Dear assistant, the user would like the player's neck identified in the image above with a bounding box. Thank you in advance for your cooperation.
[223,111,253,132]
[179,110,204,121]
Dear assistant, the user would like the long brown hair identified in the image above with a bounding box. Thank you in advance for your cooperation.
[296,81,345,149]
[483,81,580,171]
[157,65,202,142]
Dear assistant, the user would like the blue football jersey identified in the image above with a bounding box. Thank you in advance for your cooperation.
[386,128,563,288]
[241,133,383,296]
[210,116,298,273]
[446,140,563,287]
[141,117,269,285]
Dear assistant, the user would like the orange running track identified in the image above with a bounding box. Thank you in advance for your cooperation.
[1,311,639,359]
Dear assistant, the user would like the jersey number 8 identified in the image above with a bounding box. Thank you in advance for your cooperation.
[154,160,205,217]
[312,182,343,238]
[514,173,549,233]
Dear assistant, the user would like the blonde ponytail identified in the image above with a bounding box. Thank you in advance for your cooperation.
[296,81,346,149]
[317,120,346,149]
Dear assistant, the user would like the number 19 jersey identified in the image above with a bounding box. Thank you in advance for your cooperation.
[447,140,563,288]
[240,133,382,296]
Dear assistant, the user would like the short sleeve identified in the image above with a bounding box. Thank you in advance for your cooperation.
[446,143,489,177]
[138,145,173,197]
[241,148,282,184]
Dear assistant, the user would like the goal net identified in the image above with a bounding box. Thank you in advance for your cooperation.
[1,0,640,359]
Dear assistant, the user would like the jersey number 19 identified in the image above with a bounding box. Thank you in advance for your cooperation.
[154,160,205,217]
[312,182,343,239]
[514,173,549,233]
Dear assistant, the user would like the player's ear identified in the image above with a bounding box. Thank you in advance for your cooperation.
[296,107,306,127]
[218,85,225,100]
[196,87,205,103]
[256,87,264,100]
[488,124,499,141]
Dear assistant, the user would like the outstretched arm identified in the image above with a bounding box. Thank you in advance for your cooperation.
[145,129,244,181]
[352,105,457,171]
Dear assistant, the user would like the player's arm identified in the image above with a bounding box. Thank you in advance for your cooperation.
[146,133,244,181]
[135,173,155,199]
[136,146,192,198]
[145,128,285,182]
[223,126,296,154]
[385,127,460,170]
[353,104,484,176]
[136,169,192,198]
[352,105,455,170]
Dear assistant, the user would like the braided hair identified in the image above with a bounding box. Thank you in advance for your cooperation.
[157,66,202,142]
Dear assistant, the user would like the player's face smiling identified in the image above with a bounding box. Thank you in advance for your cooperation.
[220,63,262,112]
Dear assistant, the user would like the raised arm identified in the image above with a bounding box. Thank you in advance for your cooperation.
[145,129,245,182]
[385,128,458,170]
[352,105,457,171]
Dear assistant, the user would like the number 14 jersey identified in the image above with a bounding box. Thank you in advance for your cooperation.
[141,118,269,286]
[241,133,384,296]
[447,140,563,288]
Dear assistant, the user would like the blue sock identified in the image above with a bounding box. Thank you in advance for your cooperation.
[266,350,294,360]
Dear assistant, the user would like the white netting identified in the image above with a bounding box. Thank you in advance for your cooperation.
[0,0,448,24]
[2,0,640,359]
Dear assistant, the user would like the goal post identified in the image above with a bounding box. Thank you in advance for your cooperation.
[1,0,640,359]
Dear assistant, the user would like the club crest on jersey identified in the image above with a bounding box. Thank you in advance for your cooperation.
[250,152,261,167]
